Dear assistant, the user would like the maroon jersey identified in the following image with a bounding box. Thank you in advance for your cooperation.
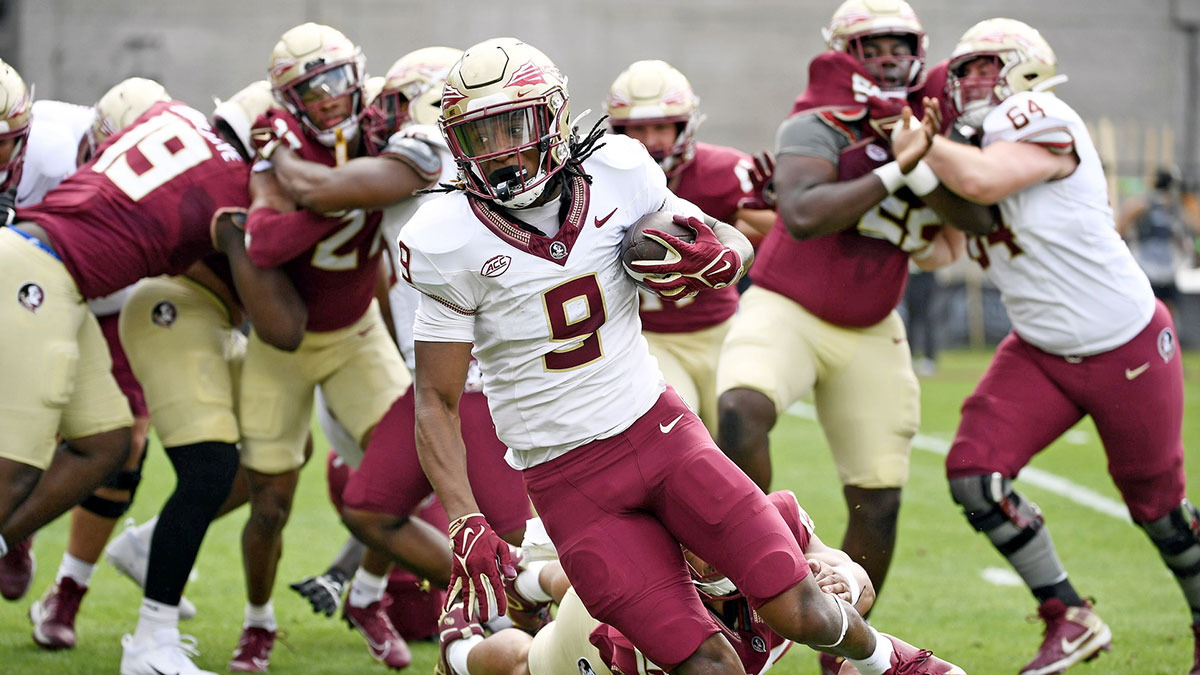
[245,109,384,332]
[750,54,949,327]
[639,142,747,333]
[17,101,249,299]
[591,491,810,674]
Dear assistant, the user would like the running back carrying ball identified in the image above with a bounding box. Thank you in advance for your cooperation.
[621,211,695,292]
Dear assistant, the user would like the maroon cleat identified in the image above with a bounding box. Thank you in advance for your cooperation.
[229,626,276,673]
[1019,599,1111,675]
[344,597,412,669]
[29,577,87,650]
[502,549,551,633]
[435,602,484,675]
[837,633,965,674]
[0,535,35,600]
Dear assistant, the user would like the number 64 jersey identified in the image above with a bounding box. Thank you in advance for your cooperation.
[401,134,703,469]
[973,91,1154,356]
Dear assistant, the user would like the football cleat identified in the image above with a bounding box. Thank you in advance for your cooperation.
[503,548,552,633]
[837,633,965,674]
[1019,599,1111,675]
[343,596,412,669]
[30,577,87,650]
[105,518,198,620]
[0,534,35,600]
[228,626,275,673]
[120,628,216,675]
[436,602,484,675]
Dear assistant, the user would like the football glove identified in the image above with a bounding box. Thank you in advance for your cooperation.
[289,569,349,617]
[737,151,776,211]
[446,513,516,623]
[255,114,303,161]
[628,214,743,298]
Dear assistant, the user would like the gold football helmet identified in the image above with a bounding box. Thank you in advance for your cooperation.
[268,22,366,147]
[212,80,281,160]
[88,77,171,152]
[947,18,1066,128]
[604,60,702,178]
[0,59,31,190]
[440,37,570,209]
[823,0,926,92]
[365,46,462,148]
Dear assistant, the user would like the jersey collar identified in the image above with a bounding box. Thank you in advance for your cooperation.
[468,174,590,266]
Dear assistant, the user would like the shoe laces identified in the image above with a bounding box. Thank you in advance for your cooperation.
[893,649,934,675]
[174,633,202,660]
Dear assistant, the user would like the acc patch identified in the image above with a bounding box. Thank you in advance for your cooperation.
[1158,327,1176,363]
[481,254,511,278]
[151,300,178,328]
[550,241,568,260]
[17,282,44,312]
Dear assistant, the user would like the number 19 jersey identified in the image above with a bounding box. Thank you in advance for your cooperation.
[402,135,702,468]
[17,101,249,299]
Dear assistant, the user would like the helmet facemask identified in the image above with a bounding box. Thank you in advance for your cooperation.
[0,125,28,191]
[948,53,1006,129]
[279,62,365,148]
[683,549,741,601]
[845,32,924,95]
[442,89,569,209]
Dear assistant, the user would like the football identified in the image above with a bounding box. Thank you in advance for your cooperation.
[621,211,695,288]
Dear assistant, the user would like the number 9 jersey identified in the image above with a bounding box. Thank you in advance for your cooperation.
[16,100,249,300]
[401,134,705,469]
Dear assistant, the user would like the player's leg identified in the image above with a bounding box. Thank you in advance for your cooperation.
[716,287,817,489]
[812,310,918,599]
[1070,304,1199,666]
[945,334,1108,674]
[645,331,702,421]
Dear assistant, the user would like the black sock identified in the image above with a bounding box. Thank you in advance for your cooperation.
[144,441,239,606]
[1032,579,1085,607]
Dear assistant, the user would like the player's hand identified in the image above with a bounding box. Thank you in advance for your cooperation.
[288,569,349,617]
[737,151,776,211]
[446,513,516,623]
[810,559,853,604]
[256,115,303,161]
[628,215,743,296]
[890,106,934,173]
[0,187,16,227]
[210,210,248,253]
[922,96,943,137]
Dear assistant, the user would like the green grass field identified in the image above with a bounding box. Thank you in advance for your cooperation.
[3,349,1198,674]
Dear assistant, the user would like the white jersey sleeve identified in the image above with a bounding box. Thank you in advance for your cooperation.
[975,92,1153,355]
[403,209,485,344]
[17,100,93,207]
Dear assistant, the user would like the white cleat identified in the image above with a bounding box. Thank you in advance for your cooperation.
[120,628,216,675]
[105,518,198,620]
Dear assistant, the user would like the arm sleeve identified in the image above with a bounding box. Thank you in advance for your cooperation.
[775,113,851,164]
[245,208,349,268]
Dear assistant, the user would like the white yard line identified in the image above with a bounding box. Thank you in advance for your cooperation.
[784,401,1132,523]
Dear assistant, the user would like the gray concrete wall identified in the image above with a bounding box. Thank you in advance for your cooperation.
[5,0,1193,176]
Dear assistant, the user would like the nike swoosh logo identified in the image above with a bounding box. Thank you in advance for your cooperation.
[594,207,617,228]
[1061,626,1096,654]
[659,413,685,434]
[1125,363,1150,380]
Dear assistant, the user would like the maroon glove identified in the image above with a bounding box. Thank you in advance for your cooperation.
[737,151,776,211]
[446,513,516,623]
[628,215,743,298]
[252,111,304,160]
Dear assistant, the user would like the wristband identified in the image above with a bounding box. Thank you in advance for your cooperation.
[905,160,940,197]
[833,563,863,605]
[871,161,904,194]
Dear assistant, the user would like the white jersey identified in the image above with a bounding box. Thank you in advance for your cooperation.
[972,91,1154,355]
[403,134,701,468]
[17,100,92,207]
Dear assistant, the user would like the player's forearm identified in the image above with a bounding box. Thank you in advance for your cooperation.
[919,184,997,235]
[922,136,1007,204]
[414,387,479,518]
[244,207,340,268]
[221,225,307,350]
[777,174,889,240]
[272,148,345,213]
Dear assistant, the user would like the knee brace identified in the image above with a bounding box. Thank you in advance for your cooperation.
[949,473,1044,555]
[1140,499,1200,586]
[80,440,149,518]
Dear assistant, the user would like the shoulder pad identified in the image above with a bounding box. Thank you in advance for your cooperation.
[382,135,442,182]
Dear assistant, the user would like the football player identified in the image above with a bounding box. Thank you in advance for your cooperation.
[434,490,874,675]
[273,45,533,644]
[604,60,774,437]
[227,24,443,672]
[0,76,304,673]
[892,18,1200,675]
[403,36,961,675]
[713,9,992,673]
